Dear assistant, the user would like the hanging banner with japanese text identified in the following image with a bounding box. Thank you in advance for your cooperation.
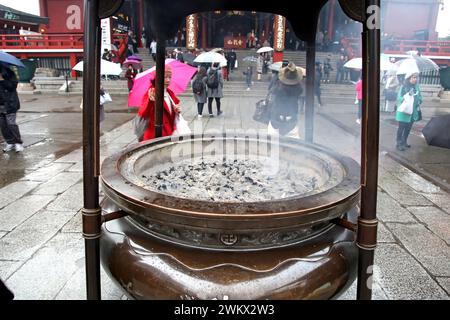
[186,14,197,49]
[273,15,286,51]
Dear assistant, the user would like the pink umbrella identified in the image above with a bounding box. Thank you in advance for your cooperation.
[123,59,143,70]
[128,59,198,108]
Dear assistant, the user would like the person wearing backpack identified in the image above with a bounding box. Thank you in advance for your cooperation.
[192,66,207,119]
[206,62,224,117]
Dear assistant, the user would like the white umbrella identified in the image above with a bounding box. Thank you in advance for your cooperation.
[268,61,283,71]
[343,57,392,71]
[102,43,118,51]
[256,46,273,53]
[72,59,122,76]
[193,51,227,65]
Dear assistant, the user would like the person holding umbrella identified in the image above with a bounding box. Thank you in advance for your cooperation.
[0,64,23,152]
[125,64,138,92]
[138,65,181,141]
[395,71,423,151]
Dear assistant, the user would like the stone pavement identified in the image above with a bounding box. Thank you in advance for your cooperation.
[0,92,449,300]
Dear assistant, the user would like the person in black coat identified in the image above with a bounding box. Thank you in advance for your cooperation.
[314,62,323,107]
[268,62,303,137]
[0,64,23,152]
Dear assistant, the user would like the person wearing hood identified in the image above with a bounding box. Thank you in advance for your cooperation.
[0,64,23,152]
[395,71,423,151]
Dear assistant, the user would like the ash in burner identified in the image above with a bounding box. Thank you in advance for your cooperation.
[141,157,319,202]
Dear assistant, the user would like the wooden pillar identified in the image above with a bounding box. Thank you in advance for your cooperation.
[357,0,380,300]
[272,15,285,62]
[328,0,336,42]
[70,53,77,77]
[305,42,315,143]
[39,0,49,18]
[82,0,101,300]
[201,14,207,49]
[207,12,212,48]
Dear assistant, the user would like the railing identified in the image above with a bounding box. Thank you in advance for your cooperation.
[348,38,450,57]
[382,40,450,56]
[419,69,441,86]
[0,33,126,50]
[0,34,83,49]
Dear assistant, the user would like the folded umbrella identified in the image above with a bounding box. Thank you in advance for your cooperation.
[128,59,198,108]
[422,115,450,149]
[0,51,25,68]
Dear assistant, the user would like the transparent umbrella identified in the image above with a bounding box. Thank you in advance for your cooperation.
[395,52,439,75]
[243,56,258,63]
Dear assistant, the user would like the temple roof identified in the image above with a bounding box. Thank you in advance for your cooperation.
[0,4,49,26]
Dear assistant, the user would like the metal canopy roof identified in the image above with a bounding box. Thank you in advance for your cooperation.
[99,0,364,41]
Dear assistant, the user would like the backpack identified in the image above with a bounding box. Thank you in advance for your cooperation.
[192,77,204,95]
[206,70,219,89]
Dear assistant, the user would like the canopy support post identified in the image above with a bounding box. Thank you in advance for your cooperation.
[357,0,381,300]
[305,41,316,143]
[155,40,166,138]
[82,0,102,300]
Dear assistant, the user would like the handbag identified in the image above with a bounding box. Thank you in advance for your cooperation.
[173,114,191,135]
[397,92,415,115]
[133,115,148,140]
[253,96,271,124]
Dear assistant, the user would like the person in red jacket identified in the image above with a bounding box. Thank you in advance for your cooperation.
[355,77,363,124]
[138,65,181,141]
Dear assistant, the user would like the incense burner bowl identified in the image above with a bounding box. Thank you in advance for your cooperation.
[100,134,360,299]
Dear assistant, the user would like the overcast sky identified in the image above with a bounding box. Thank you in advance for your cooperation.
[0,0,40,15]
[1,0,449,37]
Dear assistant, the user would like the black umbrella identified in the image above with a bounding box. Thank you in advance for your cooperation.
[422,114,450,149]
[182,52,196,66]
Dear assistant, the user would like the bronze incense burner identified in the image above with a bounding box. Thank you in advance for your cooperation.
[100,134,360,299]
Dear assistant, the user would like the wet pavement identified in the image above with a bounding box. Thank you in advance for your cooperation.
[0,94,134,188]
[0,90,449,300]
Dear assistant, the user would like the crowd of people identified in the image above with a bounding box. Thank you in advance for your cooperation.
[0,26,426,155]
